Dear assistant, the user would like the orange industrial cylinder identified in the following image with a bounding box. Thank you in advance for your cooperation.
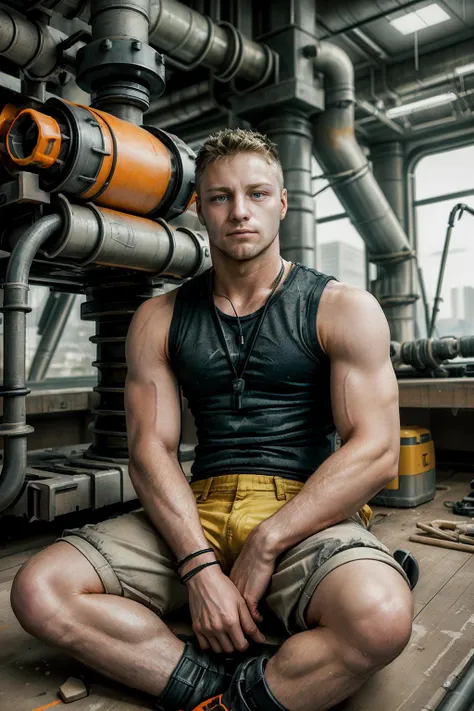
[4,97,195,221]
[73,106,173,214]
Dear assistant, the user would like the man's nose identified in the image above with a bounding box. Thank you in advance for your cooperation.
[230,194,250,221]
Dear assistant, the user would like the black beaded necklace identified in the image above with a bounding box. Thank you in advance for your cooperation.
[210,259,285,410]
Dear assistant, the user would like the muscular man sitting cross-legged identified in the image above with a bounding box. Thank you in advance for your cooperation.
[11,128,413,711]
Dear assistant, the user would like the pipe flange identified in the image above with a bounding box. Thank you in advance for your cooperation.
[154,217,177,274]
[76,38,165,100]
[164,15,215,72]
[214,22,244,83]
[144,125,196,221]
[175,226,210,278]
[230,44,275,95]
[369,248,416,265]
[377,293,419,307]
[0,422,34,436]
[0,387,31,397]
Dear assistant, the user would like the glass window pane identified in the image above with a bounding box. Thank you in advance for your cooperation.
[414,145,474,201]
[23,288,96,379]
[317,218,367,289]
[47,295,96,378]
[416,199,474,338]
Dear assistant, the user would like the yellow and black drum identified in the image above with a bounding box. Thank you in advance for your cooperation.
[371,426,436,507]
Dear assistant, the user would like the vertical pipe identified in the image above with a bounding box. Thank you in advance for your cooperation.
[28,292,76,382]
[258,112,316,267]
[0,214,62,512]
[88,0,152,124]
[371,142,415,342]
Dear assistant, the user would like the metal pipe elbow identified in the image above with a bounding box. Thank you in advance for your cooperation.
[314,41,355,106]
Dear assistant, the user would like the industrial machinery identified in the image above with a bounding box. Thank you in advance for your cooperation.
[0,0,211,521]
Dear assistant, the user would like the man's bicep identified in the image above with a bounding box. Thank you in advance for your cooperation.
[125,299,181,457]
[328,289,400,457]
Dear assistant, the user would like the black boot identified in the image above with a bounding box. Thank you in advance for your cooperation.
[158,642,233,711]
[191,655,289,711]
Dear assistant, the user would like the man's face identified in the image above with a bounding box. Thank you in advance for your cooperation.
[196,152,287,262]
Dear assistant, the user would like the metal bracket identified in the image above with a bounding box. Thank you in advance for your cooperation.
[0,172,51,210]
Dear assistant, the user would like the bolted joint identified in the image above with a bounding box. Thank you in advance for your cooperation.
[101,38,113,51]
[131,40,142,51]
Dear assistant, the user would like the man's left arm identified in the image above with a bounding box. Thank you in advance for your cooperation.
[230,285,400,616]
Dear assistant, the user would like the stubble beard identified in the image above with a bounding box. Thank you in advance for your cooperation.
[212,229,279,264]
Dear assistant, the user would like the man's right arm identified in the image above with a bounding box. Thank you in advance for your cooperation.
[124,293,265,653]
[125,292,215,567]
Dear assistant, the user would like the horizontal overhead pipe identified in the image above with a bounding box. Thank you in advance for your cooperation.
[14,0,91,22]
[148,0,273,85]
[0,213,63,513]
[356,38,474,102]
[0,5,81,78]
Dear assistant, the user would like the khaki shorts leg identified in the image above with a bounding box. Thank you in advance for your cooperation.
[265,515,410,635]
[58,509,189,617]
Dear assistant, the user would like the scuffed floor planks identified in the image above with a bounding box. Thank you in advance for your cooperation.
[0,470,473,710]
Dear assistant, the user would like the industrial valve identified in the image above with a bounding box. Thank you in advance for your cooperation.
[4,97,196,221]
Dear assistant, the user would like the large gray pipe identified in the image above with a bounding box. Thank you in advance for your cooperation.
[45,197,211,278]
[0,214,62,513]
[259,112,316,267]
[6,0,273,86]
[312,42,415,340]
[148,0,272,84]
[0,6,80,78]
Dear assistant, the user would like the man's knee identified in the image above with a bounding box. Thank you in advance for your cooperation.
[341,594,413,672]
[307,561,414,673]
[11,541,103,641]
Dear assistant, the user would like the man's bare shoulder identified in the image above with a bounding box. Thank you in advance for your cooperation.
[318,281,388,355]
[126,287,181,361]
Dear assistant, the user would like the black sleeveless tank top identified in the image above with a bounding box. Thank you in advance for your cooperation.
[168,264,337,483]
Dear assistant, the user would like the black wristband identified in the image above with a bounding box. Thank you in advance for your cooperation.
[180,560,221,585]
[175,547,214,572]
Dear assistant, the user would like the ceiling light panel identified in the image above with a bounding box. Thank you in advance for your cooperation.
[385,92,457,118]
[389,3,450,35]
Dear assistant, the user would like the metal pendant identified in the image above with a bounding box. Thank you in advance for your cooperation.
[232,378,245,410]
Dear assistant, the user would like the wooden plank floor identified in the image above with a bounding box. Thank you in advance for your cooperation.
[1,470,473,711]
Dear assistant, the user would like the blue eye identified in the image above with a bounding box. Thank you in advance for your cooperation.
[211,195,228,202]
[252,192,264,199]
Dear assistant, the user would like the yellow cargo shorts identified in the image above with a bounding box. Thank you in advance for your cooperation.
[59,474,409,634]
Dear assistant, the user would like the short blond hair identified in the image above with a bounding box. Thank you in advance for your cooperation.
[195,128,284,191]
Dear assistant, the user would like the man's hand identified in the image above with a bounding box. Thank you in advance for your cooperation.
[230,526,277,625]
[187,565,266,654]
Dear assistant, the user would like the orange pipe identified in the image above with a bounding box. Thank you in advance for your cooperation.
[81,106,172,214]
